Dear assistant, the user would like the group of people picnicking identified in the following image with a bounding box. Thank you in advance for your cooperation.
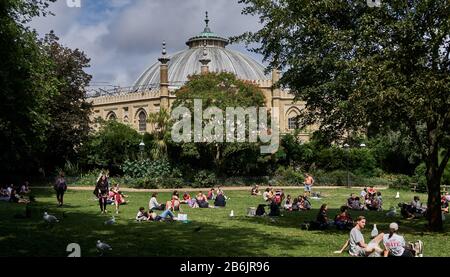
[0,182,32,204]
[137,187,228,222]
[347,186,383,211]
[398,192,450,220]
[5,170,433,257]
[334,216,424,257]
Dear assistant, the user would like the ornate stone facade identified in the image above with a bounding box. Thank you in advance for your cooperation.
[88,13,312,141]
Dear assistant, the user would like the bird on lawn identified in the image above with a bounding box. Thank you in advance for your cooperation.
[104,216,116,225]
[395,192,400,199]
[43,212,59,223]
[96,240,112,256]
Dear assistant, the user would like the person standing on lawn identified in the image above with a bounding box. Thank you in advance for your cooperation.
[54,172,67,207]
[304,173,314,197]
[96,173,110,214]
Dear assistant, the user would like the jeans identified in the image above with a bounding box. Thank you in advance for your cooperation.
[160,209,175,219]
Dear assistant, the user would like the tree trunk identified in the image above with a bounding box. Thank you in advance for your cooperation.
[426,156,443,231]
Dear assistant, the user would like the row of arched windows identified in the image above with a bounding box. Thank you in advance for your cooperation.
[105,107,302,132]
[106,109,148,132]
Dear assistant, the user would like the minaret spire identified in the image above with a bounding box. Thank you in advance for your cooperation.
[158,41,170,109]
[203,11,211,33]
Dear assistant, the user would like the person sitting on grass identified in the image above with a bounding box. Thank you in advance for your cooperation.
[441,196,449,214]
[149,210,177,222]
[402,196,426,219]
[9,188,30,204]
[366,192,382,211]
[347,193,365,210]
[263,188,273,203]
[182,192,198,208]
[111,184,127,214]
[272,190,284,206]
[314,204,332,230]
[298,195,312,211]
[19,181,31,195]
[196,191,209,208]
[283,195,293,211]
[149,193,165,211]
[166,192,182,211]
[335,216,384,256]
[217,186,228,200]
[0,185,11,201]
[136,207,150,222]
[207,188,216,200]
[214,193,226,207]
[334,206,353,230]
[383,222,415,257]
[251,185,261,196]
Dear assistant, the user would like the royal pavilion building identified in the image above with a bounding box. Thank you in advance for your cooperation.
[88,12,312,141]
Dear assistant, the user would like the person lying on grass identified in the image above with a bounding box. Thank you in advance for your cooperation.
[334,216,384,257]
[136,207,151,222]
[136,207,177,222]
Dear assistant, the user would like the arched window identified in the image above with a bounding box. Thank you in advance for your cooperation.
[288,117,298,130]
[286,107,301,130]
[106,111,117,121]
[138,111,147,132]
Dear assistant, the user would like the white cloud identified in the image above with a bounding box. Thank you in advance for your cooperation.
[29,0,264,88]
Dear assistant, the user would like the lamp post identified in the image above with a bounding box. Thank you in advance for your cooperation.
[344,143,367,188]
[139,141,145,161]
[344,144,350,188]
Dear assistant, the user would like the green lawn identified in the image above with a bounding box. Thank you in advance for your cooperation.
[0,187,449,257]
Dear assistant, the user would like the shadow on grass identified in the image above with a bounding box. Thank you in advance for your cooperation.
[0,197,307,257]
[234,207,446,237]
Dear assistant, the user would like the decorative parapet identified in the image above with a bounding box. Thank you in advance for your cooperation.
[89,90,161,106]
[241,79,272,88]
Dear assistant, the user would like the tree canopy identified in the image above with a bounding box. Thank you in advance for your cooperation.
[236,0,450,230]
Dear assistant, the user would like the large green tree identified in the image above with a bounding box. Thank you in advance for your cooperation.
[171,72,271,175]
[236,0,450,230]
[0,0,57,177]
[40,31,92,171]
[79,120,142,172]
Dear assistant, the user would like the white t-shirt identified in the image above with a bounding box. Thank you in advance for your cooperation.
[149,197,160,209]
[383,233,406,256]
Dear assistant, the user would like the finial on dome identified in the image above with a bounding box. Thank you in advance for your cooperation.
[162,41,167,55]
[158,41,170,64]
[203,11,211,33]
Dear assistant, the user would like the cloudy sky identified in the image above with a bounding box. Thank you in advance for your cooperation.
[30,0,264,91]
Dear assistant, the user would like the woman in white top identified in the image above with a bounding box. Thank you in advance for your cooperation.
[383,222,414,257]
[149,192,164,211]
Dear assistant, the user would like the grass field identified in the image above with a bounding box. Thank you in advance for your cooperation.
[0,187,449,257]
